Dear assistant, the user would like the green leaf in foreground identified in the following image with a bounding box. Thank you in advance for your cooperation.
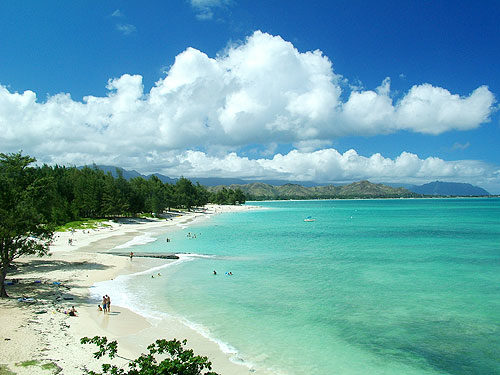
[81,336,219,375]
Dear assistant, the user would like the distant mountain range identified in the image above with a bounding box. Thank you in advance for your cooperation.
[408,181,490,196]
[80,165,491,197]
[79,165,329,187]
[208,181,418,200]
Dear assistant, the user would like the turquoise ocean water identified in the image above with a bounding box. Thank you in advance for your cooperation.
[96,199,500,374]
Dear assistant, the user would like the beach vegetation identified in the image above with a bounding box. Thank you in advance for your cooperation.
[1,151,246,297]
[11,360,61,373]
[8,155,245,226]
[174,177,198,211]
[15,359,39,367]
[54,219,110,232]
[81,336,219,375]
[0,152,54,298]
[40,362,62,373]
[212,186,246,205]
[0,364,15,375]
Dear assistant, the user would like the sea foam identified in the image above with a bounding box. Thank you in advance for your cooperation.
[90,252,256,371]
[113,232,157,249]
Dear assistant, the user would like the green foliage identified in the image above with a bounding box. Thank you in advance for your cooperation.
[81,336,218,375]
[1,151,247,298]
[15,360,39,367]
[2,153,246,229]
[55,219,110,232]
[174,177,197,211]
[11,360,61,374]
[7,158,237,227]
[0,364,16,375]
[210,187,246,205]
[0,152,54,297]
[40,362,62,373]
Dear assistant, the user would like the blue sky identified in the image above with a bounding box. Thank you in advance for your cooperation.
[1,1,499,192]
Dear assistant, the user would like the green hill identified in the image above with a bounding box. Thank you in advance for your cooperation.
[208,180,419,200]
[409,181,490,196]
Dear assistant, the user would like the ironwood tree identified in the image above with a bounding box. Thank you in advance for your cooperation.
[0,152,54,297]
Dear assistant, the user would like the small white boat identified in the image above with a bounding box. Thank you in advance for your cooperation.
[304,216,316,222]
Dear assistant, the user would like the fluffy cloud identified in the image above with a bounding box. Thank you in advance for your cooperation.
[149,149,498,191]
[341,80,494,135]
[1,31,494,156]
[394,84,494,134]
[0,31,498,189]
[51,146,488,189]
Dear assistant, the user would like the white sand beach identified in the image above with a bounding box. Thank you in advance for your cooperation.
[0,204,261,375]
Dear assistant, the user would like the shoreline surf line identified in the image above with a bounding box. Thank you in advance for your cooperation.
[112,232,157,249]
[90,252,259,373]
[0,205,262,375]
[83,206,264,374]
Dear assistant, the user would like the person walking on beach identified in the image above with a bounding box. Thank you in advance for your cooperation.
[102,295,107,313]
[130,251,134,260]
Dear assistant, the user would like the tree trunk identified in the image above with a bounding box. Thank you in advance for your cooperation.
[0,267,8,298]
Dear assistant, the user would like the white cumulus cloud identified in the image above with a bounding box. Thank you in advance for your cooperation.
[0,31,495,157]
[151,149,499,192]
[395,84,494,134]
[0,31,498,190]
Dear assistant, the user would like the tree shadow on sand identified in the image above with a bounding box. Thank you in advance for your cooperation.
[4,260,112,304]
[11,260,110,275]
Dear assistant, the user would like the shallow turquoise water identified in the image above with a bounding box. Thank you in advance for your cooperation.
[112,199,500,374]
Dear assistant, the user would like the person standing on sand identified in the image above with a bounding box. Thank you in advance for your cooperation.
[106,295,111,312]
[102,295,107,313]
[130,251,134,260]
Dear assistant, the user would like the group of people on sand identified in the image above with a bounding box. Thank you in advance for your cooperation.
[98,295,111,313]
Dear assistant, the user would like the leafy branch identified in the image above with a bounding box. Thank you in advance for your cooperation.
[80,336,219,375]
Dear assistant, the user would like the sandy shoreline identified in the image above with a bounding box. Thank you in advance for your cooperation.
[0,204,261,375]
